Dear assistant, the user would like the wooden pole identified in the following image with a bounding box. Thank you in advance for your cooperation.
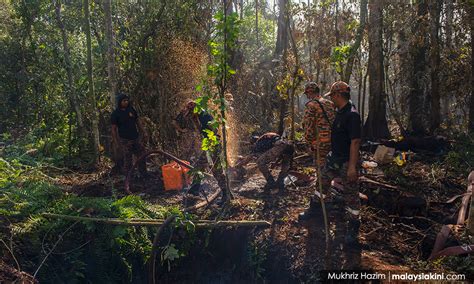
[41,213,271,228]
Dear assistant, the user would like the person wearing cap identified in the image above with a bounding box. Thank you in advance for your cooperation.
[299,81,362,248]
[111,93,148,177]
[173,99,228,200]
[173,99,202,161]
[302,82,336,166]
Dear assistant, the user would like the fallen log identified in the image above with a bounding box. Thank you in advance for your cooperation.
[380,135,448,153]
[457,171,473,226]
[183,188,222,212]
[429,171,474,261]
[428,225,454,260]
[428,244,474,260]
[41,213,271,228]
[293,154,310,160]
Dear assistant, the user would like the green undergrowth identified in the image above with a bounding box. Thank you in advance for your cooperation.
[444,133,474,177]
[382,133,474,279]
[0,152,196,283]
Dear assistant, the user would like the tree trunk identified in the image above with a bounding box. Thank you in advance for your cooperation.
[335,0,340,46]
[445,0,453,49]
[84,0,100,162]
[255,0,259,47]
[221,0,233,202]
[275,0,288,57]
[275,0,289,135]
[469,1,474,133]
[288,12,302,141]
[343,0,368,83]
[307,0,313,79]
[104,0,117,109]
[54,0,84,130]
[408,0,429,135]
[363,0,390,140]
[396,5,411,126]
[361,67,368,129]
[429,0,441,132]
[240,0,243,19]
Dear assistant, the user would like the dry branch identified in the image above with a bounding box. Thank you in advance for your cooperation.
[41,213,271,228]
[359,176,398,190]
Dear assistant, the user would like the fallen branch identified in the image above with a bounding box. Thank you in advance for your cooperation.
[149,215,175,284]
[33,221,78,278]
[429,224,454,260]
[389,215,438,225]
[0,239,20,271]
[359,176,398,190]
[457,171,473,225]
[429,244,474,260]
[293,154,310,160]
[183,188,222,212]
[41,213,271,228]
[429,171,474,261]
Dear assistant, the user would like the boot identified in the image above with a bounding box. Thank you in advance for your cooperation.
[344,220,361,247]
[188,183,201,196]
[263,176,277,193]
[275,176,285,193]
[298,198,319,221]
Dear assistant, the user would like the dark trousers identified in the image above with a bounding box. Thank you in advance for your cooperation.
[194,146,228,197]
[120,138,146,175]
[256,140,294,184]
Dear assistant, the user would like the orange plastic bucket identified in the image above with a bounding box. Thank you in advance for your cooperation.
[161,161,192,191]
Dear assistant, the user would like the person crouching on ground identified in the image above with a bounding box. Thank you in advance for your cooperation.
[234,132,294,193]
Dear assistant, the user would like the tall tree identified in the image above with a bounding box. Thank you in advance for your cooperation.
[84,0,100,162]
[445,0,454,49]
[275,0,288,57]
[469,1,474,133]
[275,0,289,135]
[307,0,313,79]
[255,0,259,47]
[429,0,441,132]
[408,0,429,135]
[335,0,340,46]
[104,0,117,109]
[363,0,390,139]
[54,0,84,130]
[343,0,368,83]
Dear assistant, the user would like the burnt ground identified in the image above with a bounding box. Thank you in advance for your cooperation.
[56,149,472,282]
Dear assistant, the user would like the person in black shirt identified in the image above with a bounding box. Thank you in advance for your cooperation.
[111,93,148,177]
[299,81,361,253]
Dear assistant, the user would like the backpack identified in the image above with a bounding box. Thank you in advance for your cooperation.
[254,135,280,153]
[308,99,331,125]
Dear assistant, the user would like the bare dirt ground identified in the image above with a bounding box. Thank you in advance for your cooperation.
[55,148,470,282]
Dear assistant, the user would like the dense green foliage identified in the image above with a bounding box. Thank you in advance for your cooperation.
[0,142,196,282]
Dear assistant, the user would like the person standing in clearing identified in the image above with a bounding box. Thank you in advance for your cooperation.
[111,93,148,177]
[299,82,336,218]
[299,81,362,250]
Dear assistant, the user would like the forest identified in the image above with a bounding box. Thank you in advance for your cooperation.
[0,0,473,283]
